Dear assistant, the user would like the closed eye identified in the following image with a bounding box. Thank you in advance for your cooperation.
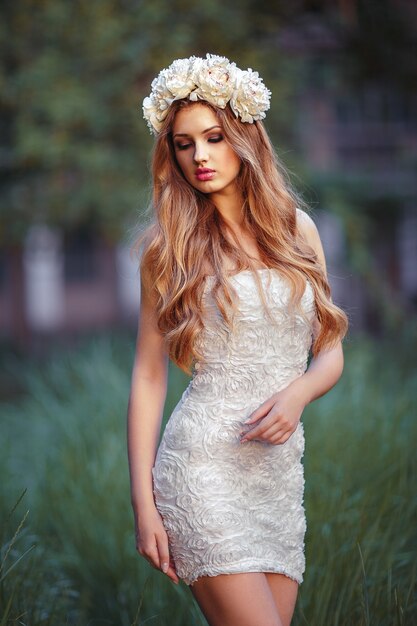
[175,143,192,151]
[174,135,224,151]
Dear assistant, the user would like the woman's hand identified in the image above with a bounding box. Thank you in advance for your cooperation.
[135,504,180,585]
[239,377,308,445]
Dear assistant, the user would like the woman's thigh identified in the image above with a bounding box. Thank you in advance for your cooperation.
[264,573,299,626]
[189,572,283,626]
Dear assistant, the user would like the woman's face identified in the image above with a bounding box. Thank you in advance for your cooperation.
[171,104,241,196]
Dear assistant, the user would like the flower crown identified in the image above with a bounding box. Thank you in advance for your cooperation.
[142,53,272,136]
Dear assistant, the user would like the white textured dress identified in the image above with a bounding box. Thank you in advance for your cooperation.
[151,268,316,586]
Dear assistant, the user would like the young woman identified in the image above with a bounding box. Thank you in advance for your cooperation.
[127,54,348,626]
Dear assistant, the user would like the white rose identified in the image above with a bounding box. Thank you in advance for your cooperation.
[142,54,272,134]
[191,53,237,108]
[142,95,163,134]
[142,94,165,134]
[143,58,198,134]
[230,68,271,123]
[150,70,175,114]
[163,57,196,99]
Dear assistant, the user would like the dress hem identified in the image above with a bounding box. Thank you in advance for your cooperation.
[181,558,304,587]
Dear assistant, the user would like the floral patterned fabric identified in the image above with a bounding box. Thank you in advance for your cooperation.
[152,268,316,585]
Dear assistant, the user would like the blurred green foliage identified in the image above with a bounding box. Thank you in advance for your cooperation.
[2,0,415,244]
[1,0,416,340]
[0,0,296,244]
[0,328,416,624]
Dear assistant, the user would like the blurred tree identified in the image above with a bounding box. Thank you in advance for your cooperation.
[344,0,417,89]
[1,0,415,245]
[0,0,295,246]
[0,0,415,346]
[0,0,298,346]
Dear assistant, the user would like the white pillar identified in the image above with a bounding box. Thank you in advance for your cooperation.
[23,224,65,331]
[115,242,141,317]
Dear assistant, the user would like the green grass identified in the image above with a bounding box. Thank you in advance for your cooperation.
[299,328,417,625]
[0,327,416,625]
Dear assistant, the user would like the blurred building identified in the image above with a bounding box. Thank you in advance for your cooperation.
[1,3,416,349]
[279,5,417,330]
[0,225,140,349]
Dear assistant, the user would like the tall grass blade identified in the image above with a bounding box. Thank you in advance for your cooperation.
[0,543,36,582]
[0,509,29,574]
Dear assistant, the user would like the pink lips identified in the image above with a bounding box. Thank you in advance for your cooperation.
[195,168,215,181]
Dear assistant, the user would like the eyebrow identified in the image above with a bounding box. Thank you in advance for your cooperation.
[173,125,222,138]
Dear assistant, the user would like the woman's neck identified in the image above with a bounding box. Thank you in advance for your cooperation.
[209,187,245,227]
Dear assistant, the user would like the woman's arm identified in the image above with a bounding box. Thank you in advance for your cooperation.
[127,269,169,514]
[291,207,344,404]
[240,208,344,444]
[239,342,343,445]
[126,268,180,584]
[290,341,343,406]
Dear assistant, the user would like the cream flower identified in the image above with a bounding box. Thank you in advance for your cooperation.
[230,68,272,123]
[161,57,195,99]
[190,54,236,108]
[142,94,164,134]
[142,53,271,135]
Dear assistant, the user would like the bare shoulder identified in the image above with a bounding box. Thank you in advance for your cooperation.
[295,207,327,275]
[296,207,319,239]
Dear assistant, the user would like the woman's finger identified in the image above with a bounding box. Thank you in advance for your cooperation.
[155,532,170,574]
[254,423,283,442]
[240,412,280,441]
[166,563,180,584]
[243,396,276,425]
[142,542,160,569]
[272,429,295,445]
[242,415,298,443]
[156,532,180,584]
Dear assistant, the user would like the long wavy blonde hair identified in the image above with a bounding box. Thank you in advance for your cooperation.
[133,99,348,374]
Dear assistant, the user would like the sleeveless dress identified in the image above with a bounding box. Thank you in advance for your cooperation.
[151,268,316,586]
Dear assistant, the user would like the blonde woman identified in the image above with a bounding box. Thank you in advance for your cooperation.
[127,54,348,626]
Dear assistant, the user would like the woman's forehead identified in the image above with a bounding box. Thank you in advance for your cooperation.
[172,104,221,135]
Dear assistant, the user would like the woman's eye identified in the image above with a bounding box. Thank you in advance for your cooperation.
[175,135,223,150]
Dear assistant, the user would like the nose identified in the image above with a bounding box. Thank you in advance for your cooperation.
[193,140,209,164]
